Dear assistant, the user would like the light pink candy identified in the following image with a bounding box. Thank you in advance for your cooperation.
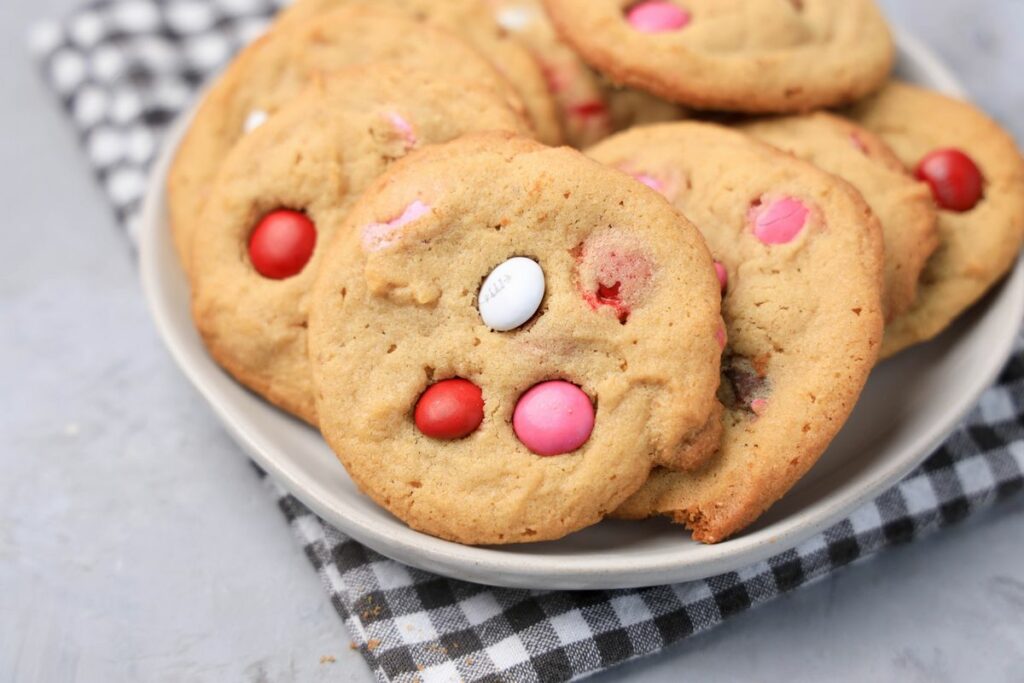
[715,326,727,350]
[385,111,417,149]
[850,132,870,155]
[513,381,595,456]
[361,200,431,252]
[632,172,665,193]
[626,1,691,33]
[713,261,728,293]
[751,398,768,416]
[750,197,809,245]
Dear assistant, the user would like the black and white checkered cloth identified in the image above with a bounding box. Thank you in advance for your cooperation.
[31,1,1024,680]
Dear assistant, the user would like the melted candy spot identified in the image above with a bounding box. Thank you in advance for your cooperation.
[850,132,870,155]
[569,101,609,119]
[633,173,665,194]
[714,261,728,294]
[750,197,809,245]
[540,63,571,94]
[385,111,417,149]
[626,1,691,33]
[574,232,653,324]
[361,200,431,252]
[595,281,628,323]
[597,281,621,303]
[715,326,727,349]
[721,355,771,414]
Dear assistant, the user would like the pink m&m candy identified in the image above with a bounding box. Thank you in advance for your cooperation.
[750,197,809,245]
[513,381,595,456]
[626,1,691,33]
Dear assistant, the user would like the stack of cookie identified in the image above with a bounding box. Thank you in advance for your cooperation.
[171,0,1024,545]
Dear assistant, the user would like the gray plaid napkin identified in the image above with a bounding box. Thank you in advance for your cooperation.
[31,1,1024,680]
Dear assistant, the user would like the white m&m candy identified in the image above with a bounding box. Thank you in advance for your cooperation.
[478,257,545,331]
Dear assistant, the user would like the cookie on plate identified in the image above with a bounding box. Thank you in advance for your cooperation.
[604,82,688,131]
[742,112,938,321]
[190,67,529,424]
[273,0,561,146]
[168,4,525,274]
[588,122,885,543]
[308,133,726,544]
[542,0,894,113]
[488,0,685,148]
[848,81,1024,358]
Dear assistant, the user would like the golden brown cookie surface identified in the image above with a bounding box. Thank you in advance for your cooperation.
[589,122,885,543]
[168,4,524,274]
[190,67,528,423]
[542,0,894,113]
[487,0,685,147]
[742,112,938,321]
[309,133,725,544]
[848,82,1024,358]
[274,0,561,145]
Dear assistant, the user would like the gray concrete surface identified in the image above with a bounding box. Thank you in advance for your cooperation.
[2,1,1023,681]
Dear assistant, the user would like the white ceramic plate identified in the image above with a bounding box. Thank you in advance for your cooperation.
[140,29,1024,590]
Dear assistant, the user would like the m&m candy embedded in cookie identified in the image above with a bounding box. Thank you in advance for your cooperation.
[741,112,939,322]
[168,4,527,275]
[589,122,885,543]
[190,66,529,424]
[541,0,894,113]
[848,81,1024,358]
[485,0,687,148]
[308,133,725,544]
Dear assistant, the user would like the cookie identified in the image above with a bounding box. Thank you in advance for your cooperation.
[190,67,529,424]
[588,122,885,543]
[542,0,894,113]
[741,112,939,321]
[488,0,686,148]
[308,133,726,544]
[273,0,561,146]
[168,4,525,273]
[604,82,688,131]
[848,82,1024,358]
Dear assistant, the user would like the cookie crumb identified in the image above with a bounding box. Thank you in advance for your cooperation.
[320,655,336,664]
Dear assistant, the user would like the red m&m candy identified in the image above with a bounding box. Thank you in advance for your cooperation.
[414,379,485,440]
[915,148,984,212]
[248,209,317,279]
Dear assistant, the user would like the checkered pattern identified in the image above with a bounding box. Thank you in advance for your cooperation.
[31,2,1024,681]
[29,0,287,243]
[261,348,1024,681]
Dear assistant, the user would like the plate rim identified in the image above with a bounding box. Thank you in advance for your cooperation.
[139,28,1024,589]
